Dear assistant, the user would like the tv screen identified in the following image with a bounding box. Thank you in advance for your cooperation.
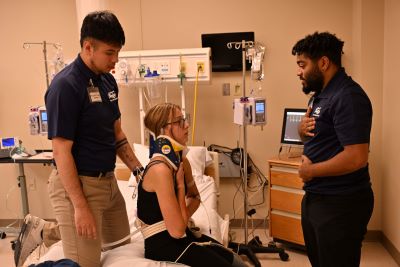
[201,32,254,72]
[280,108,307,145]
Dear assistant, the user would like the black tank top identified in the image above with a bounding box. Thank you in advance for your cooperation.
[137,159,185,254]
[137,160,176,225]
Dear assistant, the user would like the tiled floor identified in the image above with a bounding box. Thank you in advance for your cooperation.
[1,236,16,267]
[230,228,399,267]
[1,229,398,267]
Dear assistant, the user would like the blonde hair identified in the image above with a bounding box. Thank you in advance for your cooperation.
[144,103,181,137]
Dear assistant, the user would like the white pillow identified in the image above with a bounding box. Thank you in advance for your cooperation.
[117,180,140,235]
[133,143,150,166]
[185,146,210,178]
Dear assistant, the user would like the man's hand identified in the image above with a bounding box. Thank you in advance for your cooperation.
[75,206,97,239]
[299,106,315,139]
[299,155,314,182]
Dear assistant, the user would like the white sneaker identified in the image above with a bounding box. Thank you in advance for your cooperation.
[14,214,45,267]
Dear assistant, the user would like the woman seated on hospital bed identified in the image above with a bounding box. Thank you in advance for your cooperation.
[137,103,245,267]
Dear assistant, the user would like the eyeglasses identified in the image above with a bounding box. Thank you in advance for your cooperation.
[165,117,189,128]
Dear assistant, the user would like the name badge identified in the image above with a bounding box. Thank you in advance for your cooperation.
[87,79,102,103]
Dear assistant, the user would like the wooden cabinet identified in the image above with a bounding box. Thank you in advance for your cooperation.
[268,156,305,246]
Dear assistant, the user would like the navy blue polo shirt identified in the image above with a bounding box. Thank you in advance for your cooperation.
[303,68,372,195]
[45,54,121,172]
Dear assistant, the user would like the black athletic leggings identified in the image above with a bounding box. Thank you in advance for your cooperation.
[145,230,234,267]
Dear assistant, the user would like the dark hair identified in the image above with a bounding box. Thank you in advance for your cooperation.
[80,11,125,47]
[292,32,344,67]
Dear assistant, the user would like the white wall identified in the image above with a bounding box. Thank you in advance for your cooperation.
[382,0,400,252]
[0,1,390,244]
[0,0,79,219]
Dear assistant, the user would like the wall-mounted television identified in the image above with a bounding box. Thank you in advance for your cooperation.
[201,32,254,72]
[280,108,307,146]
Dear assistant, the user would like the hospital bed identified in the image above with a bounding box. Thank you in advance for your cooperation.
[23,145,229,267]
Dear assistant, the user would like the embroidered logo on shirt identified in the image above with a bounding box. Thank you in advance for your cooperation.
[108,91,118,102]
[313,107,321,117]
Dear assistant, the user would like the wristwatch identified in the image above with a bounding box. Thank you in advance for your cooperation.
[133,166,144,176]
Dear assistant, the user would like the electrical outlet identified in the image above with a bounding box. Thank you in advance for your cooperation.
[234,83,242,96]
[196,61,205,73]
[159,61,170,75]
[222,83,230,96]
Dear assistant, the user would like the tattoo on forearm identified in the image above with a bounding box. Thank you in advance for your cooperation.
[116,138,128,150]
[118,145,135,162]
[124,151,134,162]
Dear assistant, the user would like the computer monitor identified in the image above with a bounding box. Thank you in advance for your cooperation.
[1,137,18,149]
[280,108,307,146]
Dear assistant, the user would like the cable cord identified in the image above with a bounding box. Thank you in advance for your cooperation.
[247,216,265,242]
[191,66,200,145]
[263,212,271,241]
[5,183,20,228]
[232,178,244,220]
[174,241,212,263]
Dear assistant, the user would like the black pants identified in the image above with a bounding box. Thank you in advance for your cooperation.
[301,187,374,267]
[145,230,235,267]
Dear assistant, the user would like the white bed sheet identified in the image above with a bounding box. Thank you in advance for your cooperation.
[32,176,228,267]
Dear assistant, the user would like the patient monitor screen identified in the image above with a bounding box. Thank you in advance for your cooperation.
[1,137,17,149]
[255,99,265,124]
[40,110,47,121]
[281,108,307,145]
[39,110,48,134]
[256,101,264,113]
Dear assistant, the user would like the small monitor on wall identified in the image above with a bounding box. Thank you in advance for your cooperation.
[39,108,48,134]
[201,32,254,72]
[280,108,307,146]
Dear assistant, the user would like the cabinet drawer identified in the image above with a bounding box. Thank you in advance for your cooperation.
[271,187,303,214]
[270,167,303,189]
[270,212,304,245]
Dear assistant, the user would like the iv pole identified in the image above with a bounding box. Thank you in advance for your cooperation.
[227,39,253,245]
[241,40,250,244]
[23,41,61,89]
[227,40,289,266]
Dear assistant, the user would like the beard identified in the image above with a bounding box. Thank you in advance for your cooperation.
[301,67,324,95]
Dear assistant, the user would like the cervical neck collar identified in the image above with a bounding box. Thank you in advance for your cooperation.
[149,132,185,170]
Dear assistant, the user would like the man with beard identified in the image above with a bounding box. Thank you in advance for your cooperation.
[292,32,374,267]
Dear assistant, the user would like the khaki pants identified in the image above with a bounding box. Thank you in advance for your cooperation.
[47,169,130,267]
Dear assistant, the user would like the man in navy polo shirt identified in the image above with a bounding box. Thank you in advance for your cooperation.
[14,11,143,267]
[292,32,374,267]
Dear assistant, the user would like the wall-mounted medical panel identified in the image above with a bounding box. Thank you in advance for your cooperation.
[112,48,211,85]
